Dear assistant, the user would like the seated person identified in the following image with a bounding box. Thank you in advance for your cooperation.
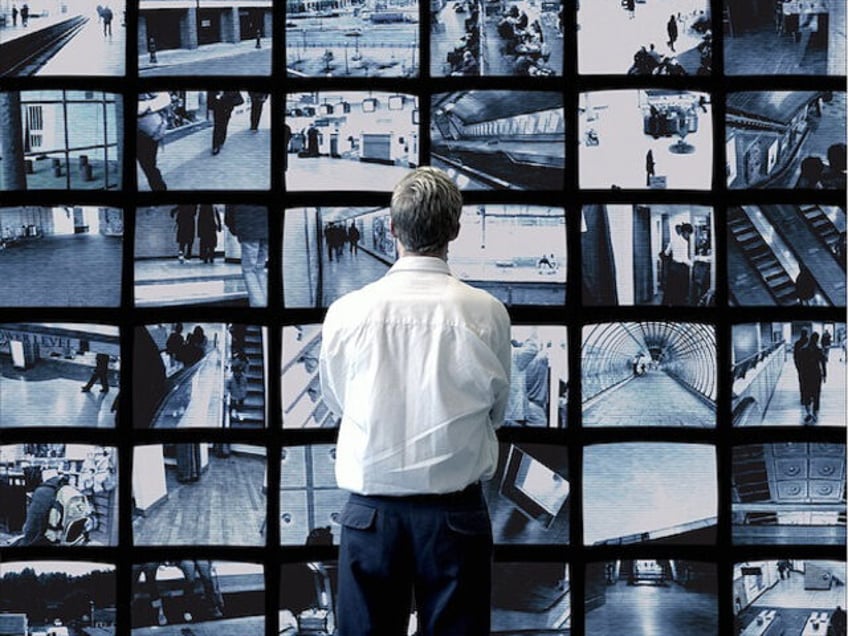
[451,50,480,75]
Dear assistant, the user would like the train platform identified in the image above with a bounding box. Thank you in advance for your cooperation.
[0,6,125,76]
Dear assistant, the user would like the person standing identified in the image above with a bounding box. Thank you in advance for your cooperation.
[82,353,111,393]
[11,4,17,26]
[660,223,693,305]
[248,92,268,131]
[197,204,222,264]
[319,167,511,635]
[800,332,827,424]
[20,3,28,26]
[225,205,269,307]
[645,149,655,186]
[102,5,113,36]
[822,329,832,362]
[207,91,243,155]
[170,204,197,262]
[667,14,678,51]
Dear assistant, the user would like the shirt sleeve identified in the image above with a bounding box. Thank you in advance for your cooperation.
[318,310,345,419]
[489,302,512,429]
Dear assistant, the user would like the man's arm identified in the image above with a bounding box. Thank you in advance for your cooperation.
[489,303,512,429]
[318,312,345,418]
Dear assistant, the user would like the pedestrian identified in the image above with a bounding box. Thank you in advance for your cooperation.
[170,204,197,262]
[822,329,832,362]
[348,221,360,255]
[800,332,827,424]
[82,352,111,393]
[831,605,847,636]
[101,5,113,36]
[795,156,824,189]
[20,3,28,26]
[137,92,170,191]
[660,223,693,305]
[795,264,816,305]
[793,329,809,404]
[224,205,269,307]
[166,323,185,369]
[283,123,292,172]
[197,204,222,264]
[319,167,511,635]
[248,92,268,131]
[207,91,243,155]
[645,149,655,186]
[227,363,248,423]
[11,4,17,26]
[667,14,678,51]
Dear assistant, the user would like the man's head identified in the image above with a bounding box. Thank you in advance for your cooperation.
[390,167,462,256]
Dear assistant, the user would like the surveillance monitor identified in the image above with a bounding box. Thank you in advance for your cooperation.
[0,323,120,428]
[731,321,846,427]
[579,90,713,190]
[583,442,717,545]
[285,91,418,191]
[0,90,122,191]
[430,91,565,190]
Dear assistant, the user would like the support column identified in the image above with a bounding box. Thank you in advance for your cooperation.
[114,94,124,190]
[221,6,239,43]
[263,10,272,37]
[0,92,27,191]
[138,13,148,54]
[180,6,198,49]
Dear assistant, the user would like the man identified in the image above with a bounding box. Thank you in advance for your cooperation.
[224,204,268,307]
[82,352,111,393]
[793,329,809,403]
[319,167,511,634]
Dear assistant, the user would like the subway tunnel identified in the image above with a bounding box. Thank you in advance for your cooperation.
[430,90,565,190]
[581,322,716,427]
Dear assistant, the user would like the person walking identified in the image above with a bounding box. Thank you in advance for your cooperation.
[800,332,827,424]
[82,353,111,393]
[207,91,243,155]
[20,3,28,26]
[793,329,809,404]
[170,204,197,262]
[319,167,511,635]
[348,221,360,255]
[225,205,269,307]
[102,5,113,36]
[137,92,170,191]
[11,4,17,26]
[248,92,268,131]
[197,204,222,264]
[667,14,678,51]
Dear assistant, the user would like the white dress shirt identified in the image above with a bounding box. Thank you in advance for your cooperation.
[320,256,512,495]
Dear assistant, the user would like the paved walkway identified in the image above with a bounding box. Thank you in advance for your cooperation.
[138,104,270,191]
[139,38,272,76]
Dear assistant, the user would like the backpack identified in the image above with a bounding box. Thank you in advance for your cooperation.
[45,484,93,545]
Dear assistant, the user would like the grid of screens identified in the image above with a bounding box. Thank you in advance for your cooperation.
[0,0,845,634]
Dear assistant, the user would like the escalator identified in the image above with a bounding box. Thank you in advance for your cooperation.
[728,207,796,305]
[800,204,842,256]
[234,325,265,428]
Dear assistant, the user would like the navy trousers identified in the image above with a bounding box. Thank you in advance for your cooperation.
[337,484,493,635]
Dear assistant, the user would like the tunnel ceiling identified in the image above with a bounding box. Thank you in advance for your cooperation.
[727,91,820,126]
[434,91,562,125]
[583,322,715,363]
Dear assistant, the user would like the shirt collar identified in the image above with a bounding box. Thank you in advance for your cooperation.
[387,256,453,276]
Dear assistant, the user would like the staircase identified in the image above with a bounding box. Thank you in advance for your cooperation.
[800,204,842,255]
[728,208,797,305]
[231,325,265,428]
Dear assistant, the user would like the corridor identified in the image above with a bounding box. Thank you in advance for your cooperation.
[762,354,846,427]
[583,369,714,427]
